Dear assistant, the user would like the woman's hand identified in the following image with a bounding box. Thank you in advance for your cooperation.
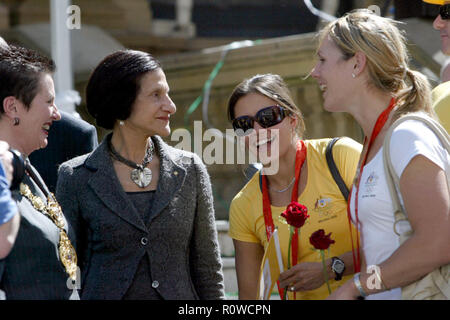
[326,279,359,300]
[279,261,327,292]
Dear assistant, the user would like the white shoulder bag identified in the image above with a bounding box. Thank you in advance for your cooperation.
[383,113,450,300]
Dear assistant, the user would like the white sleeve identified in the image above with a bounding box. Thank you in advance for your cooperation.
[389,119,448,179]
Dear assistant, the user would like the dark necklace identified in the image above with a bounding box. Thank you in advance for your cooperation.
[109,138,155,188]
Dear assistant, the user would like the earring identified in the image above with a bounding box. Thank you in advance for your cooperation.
[352,73,356,78]
[119,120,124,126]
[13,117,20,126]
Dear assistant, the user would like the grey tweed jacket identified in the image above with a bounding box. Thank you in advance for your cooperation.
[56,134,225,300]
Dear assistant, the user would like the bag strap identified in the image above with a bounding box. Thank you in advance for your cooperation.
[432,267,450,299]
[326,137,350,201]
[382,114,450,236]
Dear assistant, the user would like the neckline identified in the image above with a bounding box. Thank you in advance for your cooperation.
[261,140,310,209]
[126,190,156,195]
[362,145,383,168]
[108,136,155,170]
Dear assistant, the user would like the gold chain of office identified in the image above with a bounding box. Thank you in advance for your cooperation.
[19,183,78,282]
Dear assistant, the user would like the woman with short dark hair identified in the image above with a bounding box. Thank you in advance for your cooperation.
[56,50,225,300]
[0,45,78,300]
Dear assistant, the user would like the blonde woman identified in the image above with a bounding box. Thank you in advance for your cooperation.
[311,10,450,299]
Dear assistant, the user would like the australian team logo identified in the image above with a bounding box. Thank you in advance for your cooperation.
[364,171,379,193]
[313,196,337,223]
[314,197,332,210]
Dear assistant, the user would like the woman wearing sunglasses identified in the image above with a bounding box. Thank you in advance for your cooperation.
[311,10,450,299]
[227,73,362,300]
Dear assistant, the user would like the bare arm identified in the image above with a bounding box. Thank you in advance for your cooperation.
[279,251,355,292]
[233,239,264,300]
[329,155,450,299]
[363,155,450,290]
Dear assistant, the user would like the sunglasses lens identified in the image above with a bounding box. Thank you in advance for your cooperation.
[232,117,253,135]
[441,4,450,20]
[232,105,286,135]
[256,106,285,128]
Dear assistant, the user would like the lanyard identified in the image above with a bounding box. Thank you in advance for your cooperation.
[262,139,306,299]
[347,97,396,273]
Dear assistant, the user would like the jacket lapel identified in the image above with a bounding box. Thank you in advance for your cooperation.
[84,135,147,233]
[146,136,186,225]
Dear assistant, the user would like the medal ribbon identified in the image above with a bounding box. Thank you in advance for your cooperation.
[347,97,396,273]
[262,139,306,299]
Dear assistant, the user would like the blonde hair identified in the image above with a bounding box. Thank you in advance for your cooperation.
[227,73,306,137]
[318,9,435,120]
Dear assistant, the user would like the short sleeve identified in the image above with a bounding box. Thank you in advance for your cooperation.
[228,192,260,244]
[331,137,363,189]
[389,119,448,179]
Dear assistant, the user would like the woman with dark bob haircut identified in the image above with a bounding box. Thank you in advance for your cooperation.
[0,44,77,300]
[56,50,225,300]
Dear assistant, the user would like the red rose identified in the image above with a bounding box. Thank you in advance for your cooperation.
[281,201,309,228]
[309,229,335,250]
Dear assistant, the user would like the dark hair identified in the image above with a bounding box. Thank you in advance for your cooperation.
[0,45,55,113]
[86,50,162,129]
[227,73,306,136]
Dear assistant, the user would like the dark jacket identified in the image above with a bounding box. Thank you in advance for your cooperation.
[56,135,225,300]
[29,111,98,193]
[0,164,77,300]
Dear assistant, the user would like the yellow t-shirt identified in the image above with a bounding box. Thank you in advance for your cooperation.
[432,81,450,133]
[229,138,362,300]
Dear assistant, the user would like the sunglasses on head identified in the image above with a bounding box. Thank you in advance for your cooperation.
[232,105,287,135]
[440,4,450,20]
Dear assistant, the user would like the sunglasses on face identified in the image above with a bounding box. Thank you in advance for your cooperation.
[440,4,450,20]
[232,105,287,134]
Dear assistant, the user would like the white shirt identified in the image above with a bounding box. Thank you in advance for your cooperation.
[350,118,450,300]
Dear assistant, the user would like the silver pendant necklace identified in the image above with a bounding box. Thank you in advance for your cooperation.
[269,177,296,193]
[109,138,155,188]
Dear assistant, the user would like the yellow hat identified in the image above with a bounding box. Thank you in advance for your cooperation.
[422,0,449,5]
